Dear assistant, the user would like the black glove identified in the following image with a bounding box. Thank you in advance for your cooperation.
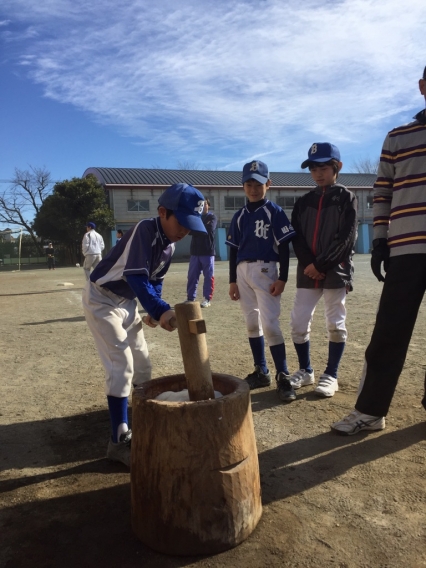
[370,238,389,282]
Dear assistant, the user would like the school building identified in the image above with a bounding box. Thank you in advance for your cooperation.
[83,167,376,259]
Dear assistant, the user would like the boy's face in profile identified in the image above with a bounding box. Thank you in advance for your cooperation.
[309,163,341,187]
[243,178,271,203]
[158,206,191,242]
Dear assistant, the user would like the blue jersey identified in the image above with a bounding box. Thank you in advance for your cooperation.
[225,200,295,264]
[90,217,175,300]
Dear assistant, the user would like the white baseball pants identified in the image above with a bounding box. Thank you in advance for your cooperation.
[290,287,347,344]
[236,261,284,346]
[82,282,152,397]
[83,254,102,280]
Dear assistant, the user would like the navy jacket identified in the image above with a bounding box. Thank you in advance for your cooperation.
[190,212,217,256]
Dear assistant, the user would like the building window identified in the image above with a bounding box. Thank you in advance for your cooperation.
[224,196,246,210]
[127,200,150,212]
[367,196,373,209]
[276,196,297,209]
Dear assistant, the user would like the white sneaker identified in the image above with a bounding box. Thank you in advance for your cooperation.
[200,298,211,308]
[331,410,386,436]
[314,374,338,397]
[290,369,315,389]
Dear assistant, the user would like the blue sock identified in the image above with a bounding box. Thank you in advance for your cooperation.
[248,336,268,374]
[269,343,289,375]
[293,341,313,373]
[324,342,345,378]
[107,395,128,443]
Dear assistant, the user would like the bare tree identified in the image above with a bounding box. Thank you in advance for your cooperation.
[350,157,380,175]
[0,166,53,254]
[177,160,201,170]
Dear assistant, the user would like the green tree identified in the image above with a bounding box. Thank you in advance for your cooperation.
[33,175,115,264]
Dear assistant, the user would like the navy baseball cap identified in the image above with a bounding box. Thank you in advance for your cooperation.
[242,160,270,184]
[158,183,207,233]
[301,143,341,169]
[86,222,96,229]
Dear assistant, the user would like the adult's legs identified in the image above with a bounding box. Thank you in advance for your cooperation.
[200,255,215,300]
[187,255,201,301]
[356,255,426,417]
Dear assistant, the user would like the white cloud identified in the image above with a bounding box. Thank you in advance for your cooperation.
[1,0,426,169]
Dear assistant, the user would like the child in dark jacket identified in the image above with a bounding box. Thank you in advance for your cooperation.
[289,143,357,398]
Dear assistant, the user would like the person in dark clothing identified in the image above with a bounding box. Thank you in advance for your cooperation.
[332,66,426,435]
[289,142,357,398]
[186,199,217,307]
[46,243,55,270]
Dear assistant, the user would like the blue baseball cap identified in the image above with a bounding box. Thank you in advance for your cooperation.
[301,143,341,169]
[158,183,207,233]
[242,160,270,184]
[86,222,96,229]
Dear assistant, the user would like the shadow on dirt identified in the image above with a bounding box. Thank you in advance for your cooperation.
[1,406,424,568]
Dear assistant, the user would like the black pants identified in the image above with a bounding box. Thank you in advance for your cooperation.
[356,254,426,416]
[47,257,55,269]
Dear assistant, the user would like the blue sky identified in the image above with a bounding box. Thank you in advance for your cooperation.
[1,0,426,188]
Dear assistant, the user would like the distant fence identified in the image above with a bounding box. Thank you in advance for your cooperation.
[1,257,47,265]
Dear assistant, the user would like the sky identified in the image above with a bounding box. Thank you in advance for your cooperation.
[1,0,426,189]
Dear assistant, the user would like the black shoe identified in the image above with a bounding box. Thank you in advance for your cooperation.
[244,365,271,390]
[276,372,296,402]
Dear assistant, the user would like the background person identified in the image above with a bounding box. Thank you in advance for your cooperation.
[46,242,55,270]
[116,229,123,243]
[82,222,104,281]
[186,198,217,307]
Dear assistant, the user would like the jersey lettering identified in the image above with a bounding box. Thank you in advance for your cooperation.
[254,220,270,239]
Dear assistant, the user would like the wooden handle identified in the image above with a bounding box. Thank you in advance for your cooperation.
[174,302,215,401]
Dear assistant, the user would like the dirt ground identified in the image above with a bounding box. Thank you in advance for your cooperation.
[0,257,425,568]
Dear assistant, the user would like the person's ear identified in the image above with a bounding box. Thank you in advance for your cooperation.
[419,79,426,96]
[266,180,272,189]
[337,161,343,173]
[158,205,167,218]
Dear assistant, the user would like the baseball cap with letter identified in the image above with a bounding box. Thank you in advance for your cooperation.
[242,160,270,184]
[301,143,341,169]
[158,183,207,233]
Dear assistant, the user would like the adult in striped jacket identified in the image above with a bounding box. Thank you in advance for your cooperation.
[332,66,426,436]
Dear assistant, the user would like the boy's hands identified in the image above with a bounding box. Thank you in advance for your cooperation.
[304,263,325,280]
[143,311,177,331]
[270,280,285,296]
[229,283,240,301]
[159,309,177,331]
[143,314,158,328]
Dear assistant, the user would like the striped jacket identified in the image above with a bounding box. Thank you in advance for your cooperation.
[373,109,426,256]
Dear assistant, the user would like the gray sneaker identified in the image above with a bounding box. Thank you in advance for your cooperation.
[107,430,132,467]
[331,410,385,435]
[290,369,315,389]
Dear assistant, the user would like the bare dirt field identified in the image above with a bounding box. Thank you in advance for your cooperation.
[0,257,425,568]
